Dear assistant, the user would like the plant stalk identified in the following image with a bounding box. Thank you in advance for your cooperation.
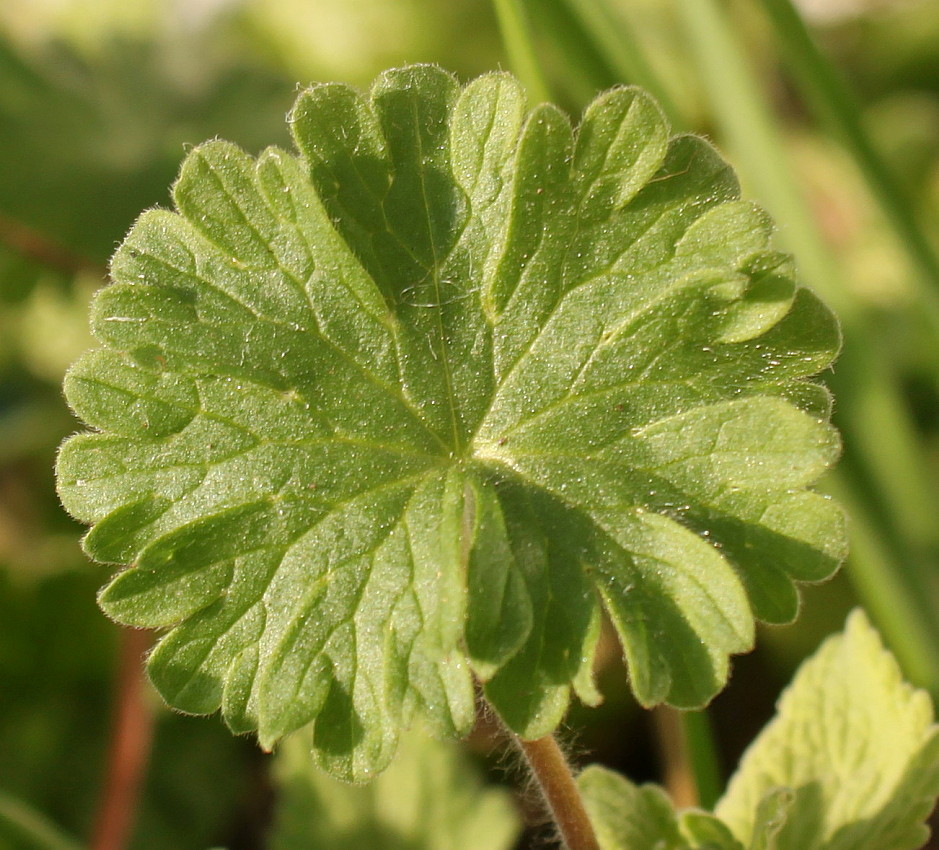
[90,627,155,850]
[516,734,601,850]
[491,0,551,103]
[651,706,697,807]
[679,710,723,810]
[651,706,724,809]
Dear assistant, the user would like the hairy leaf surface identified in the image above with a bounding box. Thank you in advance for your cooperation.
[57,65,844,777]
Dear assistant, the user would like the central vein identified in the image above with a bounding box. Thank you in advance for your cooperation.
[411,99,463,456]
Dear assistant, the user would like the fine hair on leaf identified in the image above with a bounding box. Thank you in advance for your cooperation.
[56,64,845,781]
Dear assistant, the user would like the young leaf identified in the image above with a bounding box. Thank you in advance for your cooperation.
[269,724,520,850]
[581,614,938,850]
[577,765,689,849]
[715,609,939,850]
[679,789,792,850]
[578,766,744,850]
[57,65,844,777]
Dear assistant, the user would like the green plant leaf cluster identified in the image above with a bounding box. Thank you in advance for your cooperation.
[269,724,520,850]
[579,610,939,850]
[56,65,845,780]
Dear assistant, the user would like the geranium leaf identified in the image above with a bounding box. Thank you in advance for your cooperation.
[715,610,939,850]
[57,65,844,776]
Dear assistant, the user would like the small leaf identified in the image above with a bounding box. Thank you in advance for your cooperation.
[680,811,742,849]
[57,65,845,774]
[748,789,794,850]
[579,766,743,850]
[681,789,793,850]
[269,725,521,850]
[578,765,688,850]
[715,609,939,850]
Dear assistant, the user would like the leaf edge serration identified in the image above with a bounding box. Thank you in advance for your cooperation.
[55,64,846,778]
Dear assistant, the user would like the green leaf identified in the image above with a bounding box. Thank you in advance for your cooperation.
[57,65,844,775]
[578,765,688,850]
[715,609,939,850]
[680,811,742,850]
[680,788,792,850]
[580,613,938,850]
[578,766,743,850]
[269,725,520,850]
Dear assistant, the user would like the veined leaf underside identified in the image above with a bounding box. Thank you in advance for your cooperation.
[57,65,845,779]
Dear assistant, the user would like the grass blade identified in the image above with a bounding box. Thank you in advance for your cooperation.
[0,792,83,850]
[758,0,939,331]
[491,0,551,103]
[558,0,684,125]
[675,0,939,699]
[824,473,939,699]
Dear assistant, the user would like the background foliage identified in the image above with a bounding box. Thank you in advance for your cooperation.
[1,0,938,847]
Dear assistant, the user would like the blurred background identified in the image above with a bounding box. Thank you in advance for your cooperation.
[1,0,938,847]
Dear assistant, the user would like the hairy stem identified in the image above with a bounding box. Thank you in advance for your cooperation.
[90,627,155,850]
[516,733,600,850]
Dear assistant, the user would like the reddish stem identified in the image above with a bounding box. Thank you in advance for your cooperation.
[517,734,601,850]
[90,627,155,850]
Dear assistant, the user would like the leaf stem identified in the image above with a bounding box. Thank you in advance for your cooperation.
[651,706,697,808]
[650,707,723,809]
[516,733,600,850]
[90,627,155,850]
[679,710,722,810]
[652,705,723,811]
